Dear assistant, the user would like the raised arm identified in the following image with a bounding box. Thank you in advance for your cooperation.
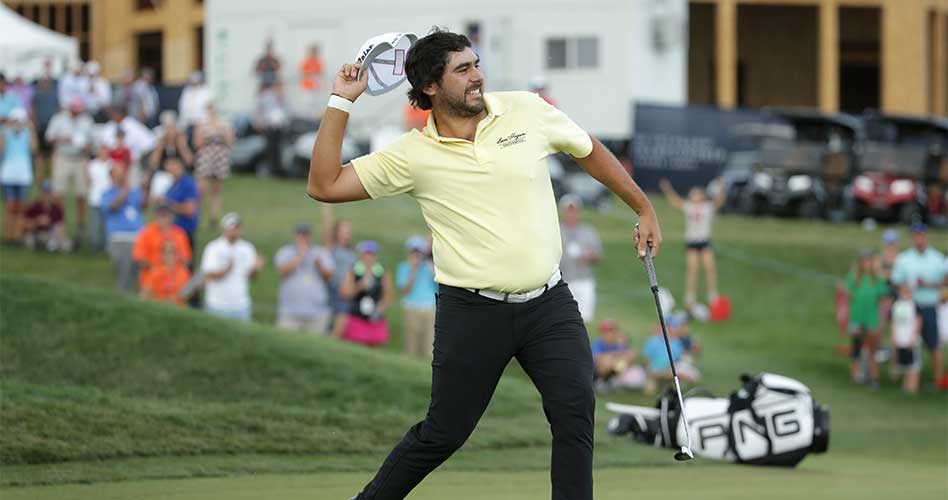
[658,179,685,210]
[574,137,662,258]
[711,177,727,211]
[306,63,370,203]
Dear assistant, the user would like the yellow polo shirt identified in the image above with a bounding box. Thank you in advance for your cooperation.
[351,91,592,293]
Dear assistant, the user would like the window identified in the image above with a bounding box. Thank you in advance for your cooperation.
[576,37,598,68]
[546,38,567,69]
[545,36,599,70]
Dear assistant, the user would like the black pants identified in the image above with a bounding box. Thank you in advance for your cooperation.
[265,128,283,174]
[355,281,595,500]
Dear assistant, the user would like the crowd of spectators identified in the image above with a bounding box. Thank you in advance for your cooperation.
[839,224,948,393]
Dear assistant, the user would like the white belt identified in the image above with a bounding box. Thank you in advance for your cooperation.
[466,269,562,304]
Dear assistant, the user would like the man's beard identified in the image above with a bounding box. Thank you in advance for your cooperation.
[441,86,485,117]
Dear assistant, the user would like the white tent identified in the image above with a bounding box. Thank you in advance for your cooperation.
[0,3,79,80]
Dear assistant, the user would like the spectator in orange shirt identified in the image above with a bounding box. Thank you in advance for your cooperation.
[299,44,325,114]
[133,202,191,285]
[141,240,191,306]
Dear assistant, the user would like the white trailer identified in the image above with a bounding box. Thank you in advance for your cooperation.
[206,0,686,141]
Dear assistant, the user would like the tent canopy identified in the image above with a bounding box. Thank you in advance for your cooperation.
[0,4,79,80]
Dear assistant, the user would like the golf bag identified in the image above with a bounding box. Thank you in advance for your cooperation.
[607,373,829,467]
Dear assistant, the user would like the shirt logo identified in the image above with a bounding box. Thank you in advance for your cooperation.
[496,132,527,149]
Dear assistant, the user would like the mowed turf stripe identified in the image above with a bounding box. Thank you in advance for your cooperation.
[1,456,945,500]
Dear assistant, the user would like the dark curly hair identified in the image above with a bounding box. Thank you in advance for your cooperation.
[405,28,472,111]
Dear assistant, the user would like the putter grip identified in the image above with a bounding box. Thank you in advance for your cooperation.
[644,249,659,289]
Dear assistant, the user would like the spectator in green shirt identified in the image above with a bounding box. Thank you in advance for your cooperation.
[845,249,890,388]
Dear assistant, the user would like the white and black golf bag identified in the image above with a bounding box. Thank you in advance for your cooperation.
[607,373,830,467]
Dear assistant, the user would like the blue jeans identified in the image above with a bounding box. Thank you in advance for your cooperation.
[205,305,252,322]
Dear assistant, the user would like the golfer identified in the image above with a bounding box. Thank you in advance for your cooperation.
[308,28,661,500]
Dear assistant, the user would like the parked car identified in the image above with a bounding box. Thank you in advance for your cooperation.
[845,113,947,224]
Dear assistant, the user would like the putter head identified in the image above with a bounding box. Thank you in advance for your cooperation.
[674,446,694,461]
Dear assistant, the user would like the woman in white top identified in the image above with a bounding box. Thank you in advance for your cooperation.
[659,178,726,307]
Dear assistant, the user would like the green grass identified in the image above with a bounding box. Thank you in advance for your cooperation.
[3,461,947,500]
[1,175,946,498]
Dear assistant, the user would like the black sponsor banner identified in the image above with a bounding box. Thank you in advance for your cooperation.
[631,103,764,191]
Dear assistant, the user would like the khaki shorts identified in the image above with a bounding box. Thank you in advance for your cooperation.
[51,152,88,197]
[402,307,436,360]
[277,314,331,335]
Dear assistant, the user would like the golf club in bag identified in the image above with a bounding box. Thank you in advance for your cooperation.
[642,247,694,461]
[606,372,830,467]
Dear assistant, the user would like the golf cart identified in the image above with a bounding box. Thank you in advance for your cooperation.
[548,152,612,212]
[230,116,365,178]
[846,113,947,224]
[717,109,859,218]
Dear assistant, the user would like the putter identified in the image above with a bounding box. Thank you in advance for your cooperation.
[643,247,695,461]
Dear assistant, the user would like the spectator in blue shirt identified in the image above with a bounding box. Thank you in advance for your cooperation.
[642,314,700,395]
[101,165,145,293]
[396,235,438,360]
[160,156,200,256]
[590,319,646,392]
[891,223,948,388]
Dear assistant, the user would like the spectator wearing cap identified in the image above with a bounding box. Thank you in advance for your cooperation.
[140,240,192,307]
[0,74,20,121]
[200,213,265,322]
[339,240,394,347]
[45,98,95,237]
[83,61,112,121]
[274,222,335,334]
[1,108,38,242]
[133,202,192,287]
[397,235,438,359]
[641,314,700,395]
[559,194,602,323]
[100,163,146,293]
[892,224,948,388]
[23,180,69,251]
[591,319,642,391]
